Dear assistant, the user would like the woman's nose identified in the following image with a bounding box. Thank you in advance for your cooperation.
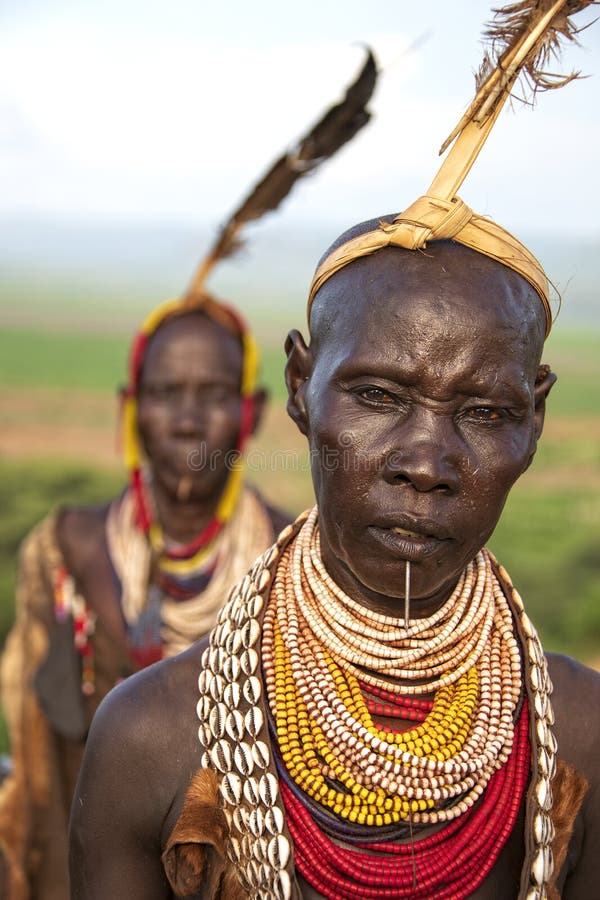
[381,411,462,493]
[172,391,207,435]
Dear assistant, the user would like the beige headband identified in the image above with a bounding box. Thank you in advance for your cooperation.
[308,195,551,334]
[308,0,593,336]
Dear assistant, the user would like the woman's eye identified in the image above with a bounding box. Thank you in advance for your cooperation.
[466,406,504,421]
[141,384,178,401]
[205,386,238,404]
[355,387,396,405]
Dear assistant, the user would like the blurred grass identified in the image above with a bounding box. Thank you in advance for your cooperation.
[542,330,600,417]
[0,330,129,391]
[490,488,600,659]
[0,328,289,401]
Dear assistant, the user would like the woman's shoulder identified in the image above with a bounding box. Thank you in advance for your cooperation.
[546,652,600,779]
[55,502,112,576]
[90,639,208,769]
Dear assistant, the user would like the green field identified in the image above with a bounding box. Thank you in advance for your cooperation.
[0,328,290,401]
[0,322,598,753]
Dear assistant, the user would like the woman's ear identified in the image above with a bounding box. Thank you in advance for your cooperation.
[249,388,268,436]
[525,363,557,470]
[285,329,312,436]
[533,363,557,442]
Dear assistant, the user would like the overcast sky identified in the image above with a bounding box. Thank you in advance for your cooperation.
[1,0,599,244]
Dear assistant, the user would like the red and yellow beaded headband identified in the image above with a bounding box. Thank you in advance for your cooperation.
[308,0,594,337]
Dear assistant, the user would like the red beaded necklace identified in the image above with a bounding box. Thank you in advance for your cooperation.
[360,680,434,724]
[282,699,530,900]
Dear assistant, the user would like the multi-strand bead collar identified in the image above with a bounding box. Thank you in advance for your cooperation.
[263,508,523,829]
[196,508,557,900]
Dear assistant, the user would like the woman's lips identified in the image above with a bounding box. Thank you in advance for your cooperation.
[367,525,448,561]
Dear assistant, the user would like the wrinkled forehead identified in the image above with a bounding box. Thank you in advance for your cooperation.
[309,242,546,357]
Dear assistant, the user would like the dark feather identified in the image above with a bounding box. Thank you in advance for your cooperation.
[187,49,377,295]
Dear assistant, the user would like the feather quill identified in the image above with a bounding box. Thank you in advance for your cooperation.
[185,49,377,301]
[479,0,595,97]
[430,0,595,199]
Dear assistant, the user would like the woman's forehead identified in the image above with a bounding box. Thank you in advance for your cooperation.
[141,315,243,380]
[311,244,544,352]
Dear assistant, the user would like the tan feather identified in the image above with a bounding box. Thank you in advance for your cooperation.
[185,49,377,301]
[479,0,594,96]
[439,1,595,156]
[428,0,594,202]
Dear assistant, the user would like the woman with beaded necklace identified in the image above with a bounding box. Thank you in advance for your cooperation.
[0,272,289,900]
[71,4,600,899]
[0,54,377,900]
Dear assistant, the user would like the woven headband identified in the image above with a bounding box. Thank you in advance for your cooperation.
[308,196,551,333]
[308,0,594,337]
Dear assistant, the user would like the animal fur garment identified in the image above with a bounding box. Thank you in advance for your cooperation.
[548,758,589,899]
[162,768,246,899]
[184,49,377,302]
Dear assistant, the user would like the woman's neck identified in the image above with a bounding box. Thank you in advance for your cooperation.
[151,480,220,546]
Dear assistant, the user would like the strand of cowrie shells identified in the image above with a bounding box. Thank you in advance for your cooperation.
[263,509,523,824]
